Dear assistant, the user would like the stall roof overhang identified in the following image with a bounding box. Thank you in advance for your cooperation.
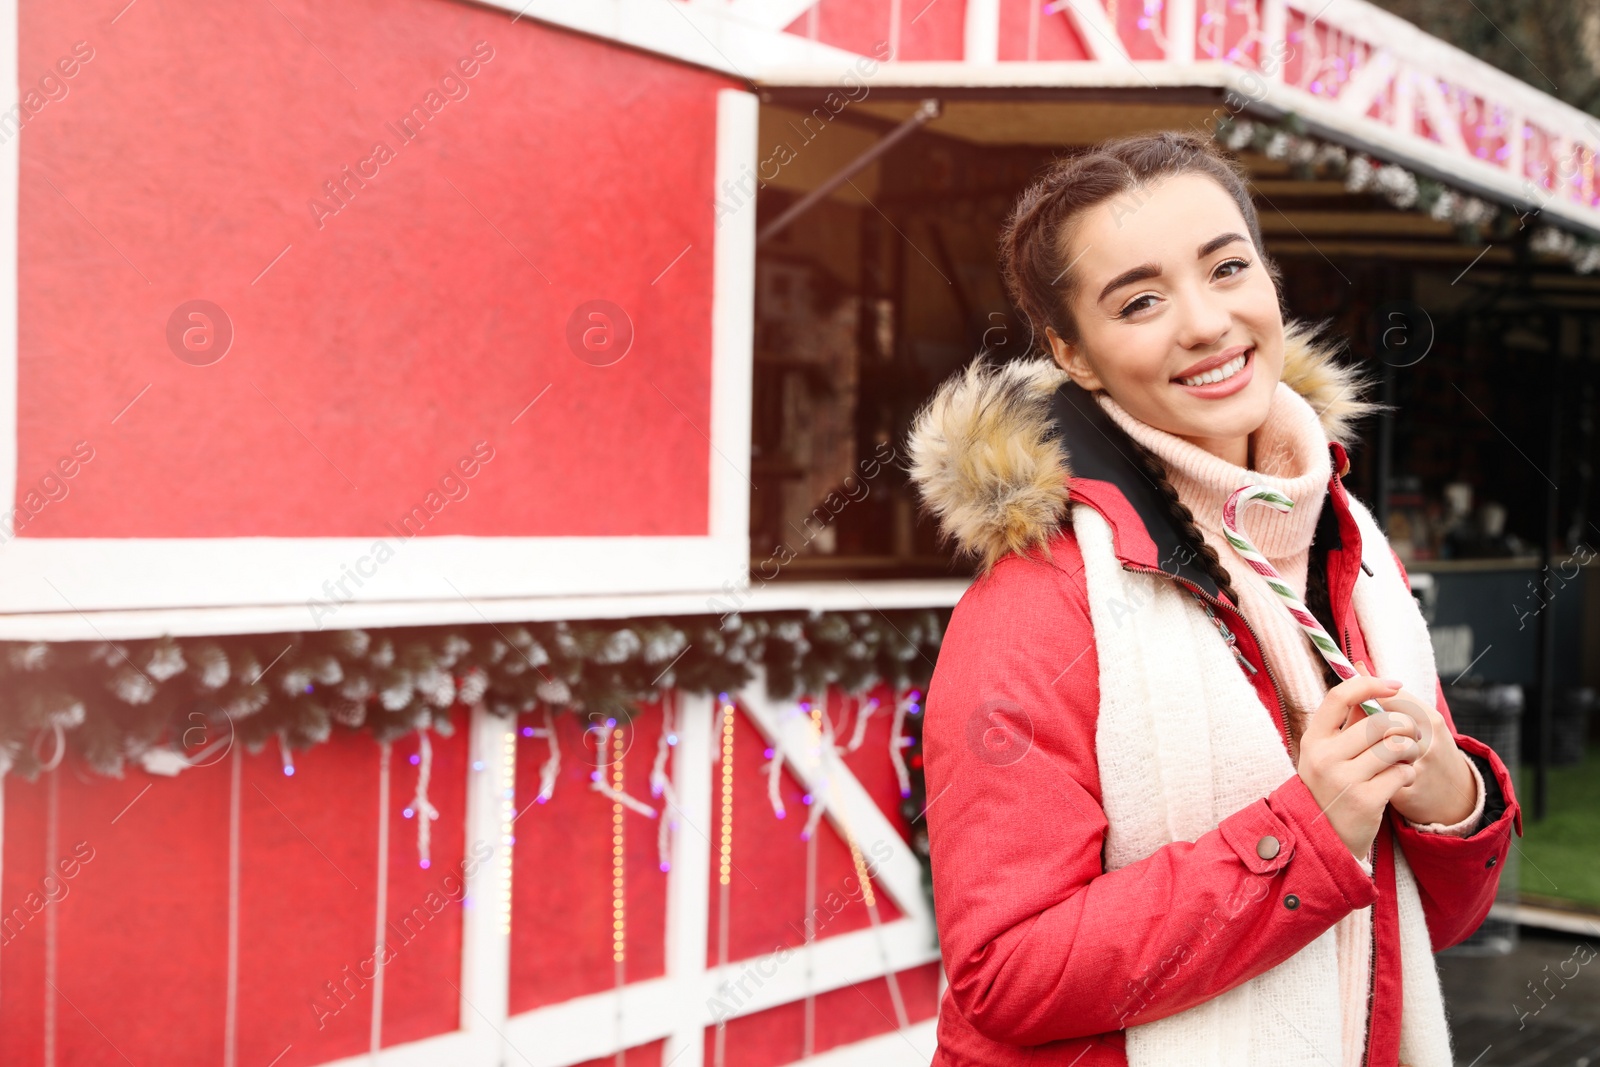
[487,0,1600,242]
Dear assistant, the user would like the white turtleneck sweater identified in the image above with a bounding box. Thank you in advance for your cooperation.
[1096,379,1486,1067]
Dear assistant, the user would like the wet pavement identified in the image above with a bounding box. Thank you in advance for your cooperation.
[1440,925,1600,1066]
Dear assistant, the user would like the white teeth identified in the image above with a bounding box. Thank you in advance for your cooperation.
[1178,350,1249,387]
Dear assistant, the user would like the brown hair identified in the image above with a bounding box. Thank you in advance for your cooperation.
[999,129,1284,350]
[998,130,1339,755]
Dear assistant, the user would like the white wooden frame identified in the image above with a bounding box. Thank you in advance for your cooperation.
[0,43,759,617]
[308,675,942,1067]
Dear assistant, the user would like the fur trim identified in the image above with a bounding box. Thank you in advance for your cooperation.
[904,317,1384,575]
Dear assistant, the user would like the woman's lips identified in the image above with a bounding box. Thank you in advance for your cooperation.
[1174,346,1254,399]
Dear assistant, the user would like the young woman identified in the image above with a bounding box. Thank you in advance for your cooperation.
[906,131,1522,1067]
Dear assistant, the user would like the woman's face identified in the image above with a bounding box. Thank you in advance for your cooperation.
[1045,171,1284,464]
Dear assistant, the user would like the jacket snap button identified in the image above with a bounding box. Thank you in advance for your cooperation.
[1283,894,1300,910]
[1486,856,1498,868]
[1256,835,1281,860]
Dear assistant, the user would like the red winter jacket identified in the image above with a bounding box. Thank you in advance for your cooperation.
[907,327,1523,1067]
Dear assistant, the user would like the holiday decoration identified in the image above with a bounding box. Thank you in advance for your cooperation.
[1221,485,1383,716]
[1212,112,1600,274]
[0,611,945,777]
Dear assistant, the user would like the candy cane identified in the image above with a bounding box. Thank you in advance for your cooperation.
[1221,485,1384,717]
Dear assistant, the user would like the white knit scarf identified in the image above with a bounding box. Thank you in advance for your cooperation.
[1071,490,1454,1067]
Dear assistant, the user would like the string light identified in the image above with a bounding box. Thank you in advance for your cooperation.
[499,728,516,937]
[612,727,627,965]
[718,695,735,887]
[844,826,877,909]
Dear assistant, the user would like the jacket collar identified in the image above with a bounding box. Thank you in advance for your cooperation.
[1049,380,1357,600]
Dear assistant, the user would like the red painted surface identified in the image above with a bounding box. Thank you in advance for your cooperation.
[704,700,902,971]
[510,699,671,1014]
[998,0,1092,62]
[0,756,230,1064]
[829,682,914,844]
[572,1036,666,1067]
[784,0,966,61]
[1195,0,1263,65]
[705,961,941,1067]
[0,715,469,1065]
[17,0,737,539]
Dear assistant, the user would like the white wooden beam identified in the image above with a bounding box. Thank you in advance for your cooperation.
[964,0,999,63]
[663,691,716,1067]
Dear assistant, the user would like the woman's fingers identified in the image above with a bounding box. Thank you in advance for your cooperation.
[1309,673,1402,742]
[1330,705,1421,763]
[1354,729,1424,779]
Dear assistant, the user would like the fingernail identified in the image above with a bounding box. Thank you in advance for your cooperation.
[1382,678,1403,688]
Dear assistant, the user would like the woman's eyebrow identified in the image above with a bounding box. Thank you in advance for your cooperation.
[1199,231,1250,258]
[1097,262,1161,304]
[1095,231,1252,305]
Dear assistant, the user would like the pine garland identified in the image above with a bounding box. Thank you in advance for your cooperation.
[0,611,946,836]
[1213,111,1600,272]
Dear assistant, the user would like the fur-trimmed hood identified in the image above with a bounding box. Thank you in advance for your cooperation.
[905,318,1383,575]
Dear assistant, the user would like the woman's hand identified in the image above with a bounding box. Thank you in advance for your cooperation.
[1350,661,1478,828]
[1296,672,1424,860]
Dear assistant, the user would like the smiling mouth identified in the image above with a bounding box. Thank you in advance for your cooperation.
[1175,348,1252,387]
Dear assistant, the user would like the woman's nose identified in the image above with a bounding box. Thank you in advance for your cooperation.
[1173,287,1232,349]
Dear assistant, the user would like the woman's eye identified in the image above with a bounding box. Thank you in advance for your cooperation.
[1117,295,1157,319]
[1215,258,1250,279]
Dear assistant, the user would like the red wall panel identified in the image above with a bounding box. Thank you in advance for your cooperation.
[705,961,941,1067]
[704,702,900,971]
[0,715,470,1065]
[998,0,1093,61]
[380,726,469,1048]
[510,700,671,1014]
[1,758,230,1063]
[17,0,737,539]
[783,0,966,60]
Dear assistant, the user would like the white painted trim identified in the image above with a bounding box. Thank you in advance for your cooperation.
[722,0,820,34]
[457,705,513,1062]
[1336,47,1395,121]
[0,537,744,616]
[1167,0,1196,63]
[1261,0,1287,81]
[0,578,973,641]
[0,0,15,529]
[499,921,939,1066]
[471,0,864,76]
[312,1029,474,1067]
[734,682,930,926]
[1055,0,1130,62]
[792,1017,938,1066]
[662,690,715,1067]
[1412,66,1467,155]
[711,89,758,576]
[964,0,999,64]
